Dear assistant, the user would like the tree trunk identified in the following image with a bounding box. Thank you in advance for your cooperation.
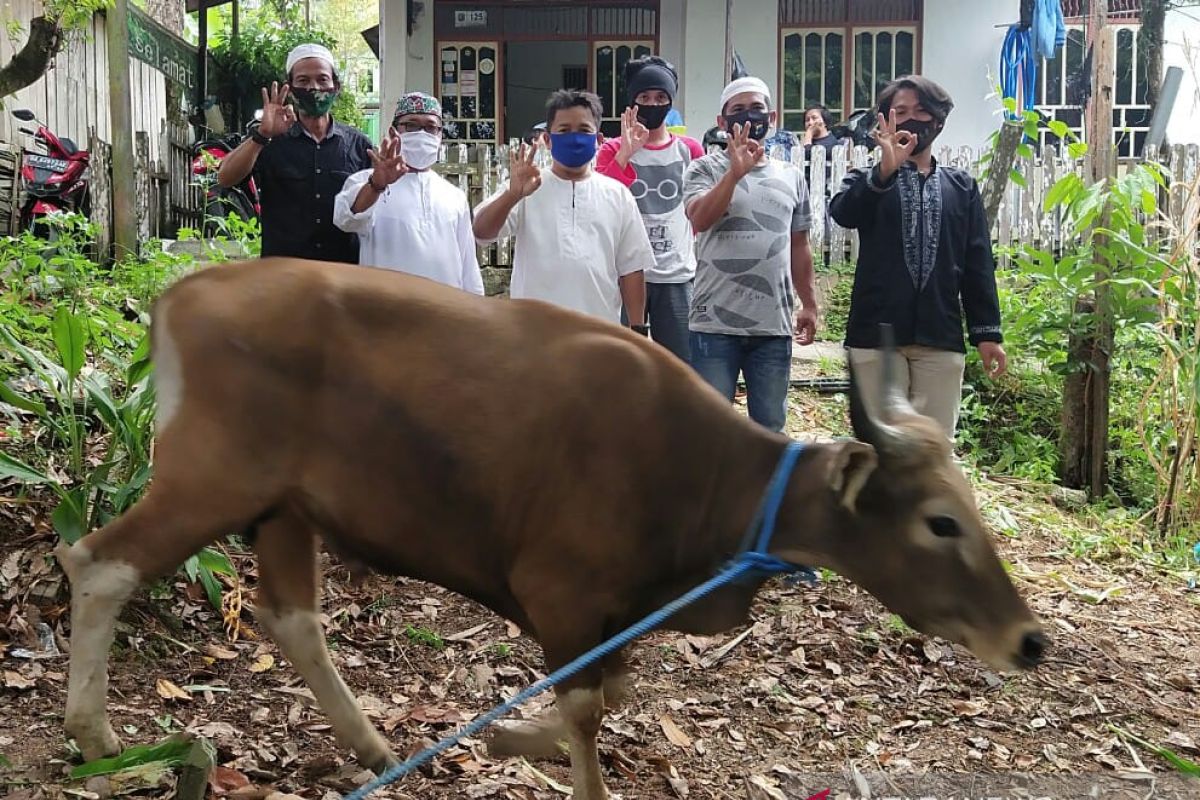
[1060,298,1094,489]
[1139,0,1167,114]
[981,120,1025,230]
[0,16,64,102]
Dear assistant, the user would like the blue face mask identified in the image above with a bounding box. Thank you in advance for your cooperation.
[549,131,598,168]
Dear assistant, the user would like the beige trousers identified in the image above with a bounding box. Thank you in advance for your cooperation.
[847,345,967,441]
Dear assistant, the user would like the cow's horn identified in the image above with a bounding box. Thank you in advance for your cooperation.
[878,324,918,424]
[847,325,914,457]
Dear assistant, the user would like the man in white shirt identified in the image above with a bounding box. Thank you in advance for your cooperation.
[472,90,650,329]
[333,92,484,295]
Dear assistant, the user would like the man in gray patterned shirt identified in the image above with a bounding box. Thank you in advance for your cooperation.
[683,77,818,432]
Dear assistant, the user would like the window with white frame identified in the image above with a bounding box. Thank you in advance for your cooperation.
[780,26,916,133]
[779,0,920,135]
[1035,22,1151,158]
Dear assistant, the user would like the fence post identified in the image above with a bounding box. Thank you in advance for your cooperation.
[106,0,139,258]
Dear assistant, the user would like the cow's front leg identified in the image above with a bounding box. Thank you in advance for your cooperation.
[57,541,141,760]
[556,684,608,800]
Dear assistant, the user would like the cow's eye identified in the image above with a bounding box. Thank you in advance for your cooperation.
[927,515,962,538]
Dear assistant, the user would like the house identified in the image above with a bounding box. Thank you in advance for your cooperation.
[374,0,1198,155]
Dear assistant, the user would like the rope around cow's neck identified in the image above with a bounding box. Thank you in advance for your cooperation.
[342,441,809,800]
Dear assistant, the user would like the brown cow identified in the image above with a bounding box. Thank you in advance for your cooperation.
[56,258,1044,800]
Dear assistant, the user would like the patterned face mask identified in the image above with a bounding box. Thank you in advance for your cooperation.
[291,87,339,117]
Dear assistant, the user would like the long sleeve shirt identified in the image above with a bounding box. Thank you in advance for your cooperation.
[333,169,484,295]
[830,161,1002,353]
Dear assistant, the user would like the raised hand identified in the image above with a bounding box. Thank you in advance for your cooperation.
[507,141,543,198]
[368,130,408,187]
[618,107,649,161]
[875,109,917,180]
[258,82,296,139]
[726,123,764,179]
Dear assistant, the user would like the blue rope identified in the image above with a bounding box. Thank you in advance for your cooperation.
[343,441,807,800]
[1001,24,1038,120]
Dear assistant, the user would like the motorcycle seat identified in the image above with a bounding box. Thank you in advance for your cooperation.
[59,137,79,155]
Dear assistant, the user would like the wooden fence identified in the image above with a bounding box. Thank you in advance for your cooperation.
[434,140,1200,270]
[0,144,20,236]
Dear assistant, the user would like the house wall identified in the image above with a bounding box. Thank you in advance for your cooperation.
[659,0,686,109]
[1164,6,1200,146]
[921,0,1010,151]
[679,0,779,134]
[409,1,437,96]
[680,0,725,132]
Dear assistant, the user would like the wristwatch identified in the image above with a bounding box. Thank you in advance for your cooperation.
[630,324,650,337]
[250,129,272,146]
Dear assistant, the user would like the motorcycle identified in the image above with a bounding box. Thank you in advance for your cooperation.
[191,110,263,235]
[12,109,91,234]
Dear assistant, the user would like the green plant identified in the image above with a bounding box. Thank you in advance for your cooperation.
[0,216,240,609]
[403,624,445,650]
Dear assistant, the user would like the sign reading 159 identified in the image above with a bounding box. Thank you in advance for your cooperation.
[454,9,487,27]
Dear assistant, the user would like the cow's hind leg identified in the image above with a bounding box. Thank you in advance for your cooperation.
[556,682,608,800]
[57,485,261,760]
[487,651,629,762]
[252,513,397,774]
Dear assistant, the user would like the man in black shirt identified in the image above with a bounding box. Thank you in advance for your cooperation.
[830,75,1006,442]
[217,43,373,263]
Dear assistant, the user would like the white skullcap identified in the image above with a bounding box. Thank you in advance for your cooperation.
[286,43,336,76]
[720,77,772,111]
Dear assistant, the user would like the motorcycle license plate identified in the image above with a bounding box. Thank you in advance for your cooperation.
[26,154,69,173]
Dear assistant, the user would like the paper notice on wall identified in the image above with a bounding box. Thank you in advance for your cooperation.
[461,70,478,94]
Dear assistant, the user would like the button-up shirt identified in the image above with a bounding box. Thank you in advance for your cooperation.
[254,120,374,263]
[830,160,1003,353]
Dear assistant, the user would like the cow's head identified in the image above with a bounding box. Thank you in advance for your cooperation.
[775,336,1046,672]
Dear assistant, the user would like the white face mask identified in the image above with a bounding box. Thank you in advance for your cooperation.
[400,130,442,170]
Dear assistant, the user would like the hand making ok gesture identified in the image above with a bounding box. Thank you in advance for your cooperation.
[258,82,296,139]
[875,109,918,181]
[617,106,650,164]
[726,122,764,179]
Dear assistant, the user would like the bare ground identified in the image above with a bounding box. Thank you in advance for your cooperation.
[2,391,1199,800]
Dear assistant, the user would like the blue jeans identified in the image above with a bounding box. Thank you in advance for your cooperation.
[622,281,693,364]
[647,281,692,363]
[690,332,792,432]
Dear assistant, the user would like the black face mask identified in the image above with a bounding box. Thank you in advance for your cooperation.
[636,103,672,130]
[896,118,940,154]
[723,109,770,141]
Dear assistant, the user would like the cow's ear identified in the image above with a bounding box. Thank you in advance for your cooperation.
[826,440,878,513]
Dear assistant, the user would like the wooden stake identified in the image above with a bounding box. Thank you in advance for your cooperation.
[1085,0,1115,497]
[106,0,138,259]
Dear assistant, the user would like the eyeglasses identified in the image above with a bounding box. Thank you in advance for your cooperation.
[395,121,443,135]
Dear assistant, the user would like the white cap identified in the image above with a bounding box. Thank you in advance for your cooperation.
[285,43,336,76]
[720,77,772,111]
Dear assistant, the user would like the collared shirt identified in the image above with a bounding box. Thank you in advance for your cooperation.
[829,160,1002,353]
[475,170,653,323]
[254,120,374,264]
[333,169,484,295]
